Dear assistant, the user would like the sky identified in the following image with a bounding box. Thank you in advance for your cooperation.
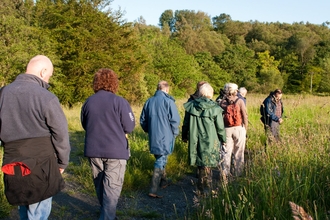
[113,0,329,26]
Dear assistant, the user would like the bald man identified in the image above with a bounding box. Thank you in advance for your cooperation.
[0,55,71,219]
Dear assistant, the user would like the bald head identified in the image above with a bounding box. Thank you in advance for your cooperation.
[26,55,54,83]
[157,80,169,93]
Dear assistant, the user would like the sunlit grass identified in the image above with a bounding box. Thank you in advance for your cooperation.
[1,94,330,219]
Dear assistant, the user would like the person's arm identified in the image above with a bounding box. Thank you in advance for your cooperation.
[120,99,135,134]
[238,99,248,130]
[80,102,87,130]
[45,98,71,170]
[169,101,180,136]
[214,111,226,144]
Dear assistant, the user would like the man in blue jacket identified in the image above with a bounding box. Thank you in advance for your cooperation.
[260,89,284,143]
[140,81,180,198]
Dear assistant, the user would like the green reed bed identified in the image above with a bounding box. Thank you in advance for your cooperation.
[195,94,330,220]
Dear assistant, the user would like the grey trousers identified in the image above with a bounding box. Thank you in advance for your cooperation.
[89,158,127,220]
[265,121,280,143]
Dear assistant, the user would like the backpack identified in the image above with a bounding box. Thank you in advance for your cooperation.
[260,103,266,117]
[223,98,242,127]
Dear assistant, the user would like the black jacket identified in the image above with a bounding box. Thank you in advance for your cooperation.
[2,137,65,205]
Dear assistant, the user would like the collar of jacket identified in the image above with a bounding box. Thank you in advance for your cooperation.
[154,90,175,102]
[16,74,50,90]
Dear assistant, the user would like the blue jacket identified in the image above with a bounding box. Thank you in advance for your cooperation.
[261,92,284,126]
[140,90,180,155]
[81,90,135,159]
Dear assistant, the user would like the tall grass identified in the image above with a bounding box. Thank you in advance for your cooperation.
[194,94,330,220]
[1,94,330,219]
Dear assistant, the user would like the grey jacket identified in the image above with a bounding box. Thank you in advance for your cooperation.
[0,74,71,169]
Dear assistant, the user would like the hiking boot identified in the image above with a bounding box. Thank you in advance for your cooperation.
[148,168,163,198]
[159,169,171,189]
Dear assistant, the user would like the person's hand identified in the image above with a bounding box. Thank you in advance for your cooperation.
[59,168,65,174]
[279,118,284,124]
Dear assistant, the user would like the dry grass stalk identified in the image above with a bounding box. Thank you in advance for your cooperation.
[289,201,313,220]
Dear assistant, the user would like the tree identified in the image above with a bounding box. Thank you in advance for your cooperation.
[194,52,230,91]
[213,13,251,45]
[214,44,258,90]
[256,51,283,92]
[0,0,56,86]
[159,9,175,31]
[317,58,330,93]
[33,0,146,105]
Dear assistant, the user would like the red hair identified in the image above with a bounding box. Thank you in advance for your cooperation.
[93,68,119,93]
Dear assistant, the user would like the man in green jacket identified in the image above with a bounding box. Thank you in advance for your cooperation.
[182,83,226,195]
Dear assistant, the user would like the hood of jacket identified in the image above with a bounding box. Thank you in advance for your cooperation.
[184,97,222,117]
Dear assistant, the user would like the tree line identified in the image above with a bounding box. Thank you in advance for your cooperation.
[1,0,330,106]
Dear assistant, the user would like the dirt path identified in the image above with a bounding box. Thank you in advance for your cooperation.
[1,173,198,220]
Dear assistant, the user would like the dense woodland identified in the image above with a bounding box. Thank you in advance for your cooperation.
[1,0,330,105]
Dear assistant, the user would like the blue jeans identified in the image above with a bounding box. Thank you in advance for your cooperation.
[154,155,168,170]
[89,158,126,220]
[19,197,52,220]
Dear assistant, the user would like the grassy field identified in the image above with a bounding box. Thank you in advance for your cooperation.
[1,93,330,219]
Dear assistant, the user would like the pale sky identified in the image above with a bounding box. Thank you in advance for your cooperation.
[113,0,329,26]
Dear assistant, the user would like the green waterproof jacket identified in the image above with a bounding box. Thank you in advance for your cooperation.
[182,97,226,167]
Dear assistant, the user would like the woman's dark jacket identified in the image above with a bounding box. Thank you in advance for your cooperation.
[81,90,135,160]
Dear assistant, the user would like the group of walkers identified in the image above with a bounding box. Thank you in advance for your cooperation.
[140,81,284,198]
[0,54,284,220]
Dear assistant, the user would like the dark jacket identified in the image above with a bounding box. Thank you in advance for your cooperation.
[187,90,199,102]
[261,92,284,126]
[0,74,70,205]
[182,97,226,167]
[81,90,135,159]
[2,137,65,205]
[0,74,70,168]
[140,90,180,155]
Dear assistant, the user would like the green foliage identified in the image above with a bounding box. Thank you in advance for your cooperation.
[214,44,258,89]
[194,52,230,90]
[256,51,283,92]
[1,1,330,103]
[138,29,201,98]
